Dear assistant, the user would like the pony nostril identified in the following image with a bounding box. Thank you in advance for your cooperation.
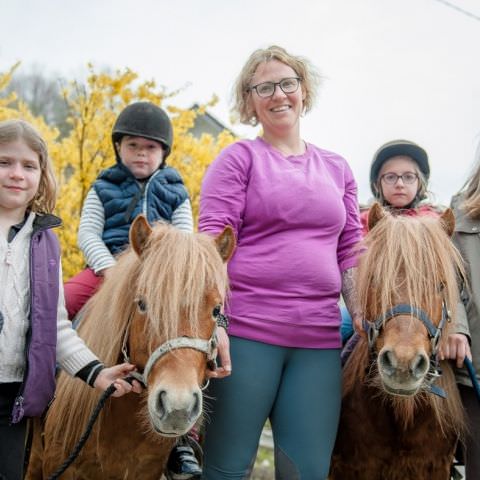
[410,354,429,378]
[379,349,397,376]
[191,391,201,419]
[156,390,166,419]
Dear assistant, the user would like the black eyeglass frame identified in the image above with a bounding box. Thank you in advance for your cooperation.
[247,77,302,98]
[380,172,419,185]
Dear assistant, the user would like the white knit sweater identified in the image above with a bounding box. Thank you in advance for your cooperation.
[0,212,98,383]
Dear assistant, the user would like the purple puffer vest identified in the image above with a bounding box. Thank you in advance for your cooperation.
[11,214,61,423]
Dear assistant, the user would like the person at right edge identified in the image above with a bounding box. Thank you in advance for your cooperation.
[198,45,362,479]
[445,140,480,480]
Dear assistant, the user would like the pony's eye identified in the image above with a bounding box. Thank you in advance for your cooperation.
[212,305,221,318]
[137,298,147,313]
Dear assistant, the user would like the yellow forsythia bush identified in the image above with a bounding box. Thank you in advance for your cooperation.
[0,64,235,279]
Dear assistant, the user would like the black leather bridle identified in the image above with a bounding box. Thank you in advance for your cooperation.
[365,298,451,397]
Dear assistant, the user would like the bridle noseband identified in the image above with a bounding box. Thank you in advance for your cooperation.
[121,309,223,389]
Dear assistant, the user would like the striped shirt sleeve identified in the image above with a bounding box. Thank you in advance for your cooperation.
[77,188,116,273]
[171,198,194,233]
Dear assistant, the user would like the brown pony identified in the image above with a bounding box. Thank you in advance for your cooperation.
[25,215,235,480]
[330,203,466,480]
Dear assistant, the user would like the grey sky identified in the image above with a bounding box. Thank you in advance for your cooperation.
[1,0,480,204]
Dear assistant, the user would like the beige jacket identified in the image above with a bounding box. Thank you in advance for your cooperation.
[451,194,480,386]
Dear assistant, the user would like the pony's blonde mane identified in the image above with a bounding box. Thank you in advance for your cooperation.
[357,213,463,337]
[48,224,228,454]
[344,213,465,436]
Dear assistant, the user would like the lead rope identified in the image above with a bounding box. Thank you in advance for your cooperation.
[465,357,480,403]
[46,380,127,480]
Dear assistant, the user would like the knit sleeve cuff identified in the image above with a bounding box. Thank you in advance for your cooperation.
[75,360,105,387]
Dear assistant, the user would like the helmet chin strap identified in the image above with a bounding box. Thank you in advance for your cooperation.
[383,199,419,210]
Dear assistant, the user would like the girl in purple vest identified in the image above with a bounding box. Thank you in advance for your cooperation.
[0,119,142,480]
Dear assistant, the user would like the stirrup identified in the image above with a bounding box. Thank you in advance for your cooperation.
[165,442,202,480]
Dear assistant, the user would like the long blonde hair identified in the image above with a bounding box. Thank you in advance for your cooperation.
[458,141,480,218]
[0,119,57,213]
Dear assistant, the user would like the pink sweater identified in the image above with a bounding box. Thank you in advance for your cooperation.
[199,138,362,348]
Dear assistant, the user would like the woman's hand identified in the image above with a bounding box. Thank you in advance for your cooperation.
[207,327,232,379]
[439,333,471,368]
[93,363,144,397]
[353,314,367,338]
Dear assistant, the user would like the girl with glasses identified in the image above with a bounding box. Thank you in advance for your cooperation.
[340,140,444,344]
[198,45,362,479]
[367,139,439,220]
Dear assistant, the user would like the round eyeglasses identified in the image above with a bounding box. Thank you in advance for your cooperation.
[380,172,419,185]
[248,77,301,98]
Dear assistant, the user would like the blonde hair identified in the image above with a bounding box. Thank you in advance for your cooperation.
[232,45,321,125]
[458,141,480,219]
[0,119,57,213]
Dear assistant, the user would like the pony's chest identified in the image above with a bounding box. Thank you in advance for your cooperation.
[333,387,457,479]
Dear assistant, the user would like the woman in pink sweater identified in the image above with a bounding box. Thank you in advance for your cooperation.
[199,45,362,479]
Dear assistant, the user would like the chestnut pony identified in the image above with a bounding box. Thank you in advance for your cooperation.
[330,203,465,480]
[25,215,235,479]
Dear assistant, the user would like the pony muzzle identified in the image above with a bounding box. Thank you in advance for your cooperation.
[378,347,430,395]
[148,385,202,436]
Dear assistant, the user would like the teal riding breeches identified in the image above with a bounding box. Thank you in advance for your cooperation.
[202,336,341,479]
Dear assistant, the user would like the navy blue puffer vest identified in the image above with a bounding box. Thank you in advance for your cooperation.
[94,163,188,254]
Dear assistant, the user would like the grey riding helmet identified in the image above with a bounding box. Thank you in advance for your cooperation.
[369,139,430,196]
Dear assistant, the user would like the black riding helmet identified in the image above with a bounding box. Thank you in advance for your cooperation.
[112,102,173,163]
[370,139,430,198]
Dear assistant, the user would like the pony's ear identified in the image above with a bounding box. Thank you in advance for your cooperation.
[440,208,455,237]
[130,215,153,256]
[215,226,236,263]
[368,202,386,231]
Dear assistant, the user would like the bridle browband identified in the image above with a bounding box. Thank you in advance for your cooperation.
[366,299,451,355]
[121,308,222,389]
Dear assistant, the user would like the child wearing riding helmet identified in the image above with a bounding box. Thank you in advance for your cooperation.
[341,139,442,342]
[355,139,474,476]
[362,139,441,232]
[63,102,199,480]
[0,119,141,480]
[64,102,193,319]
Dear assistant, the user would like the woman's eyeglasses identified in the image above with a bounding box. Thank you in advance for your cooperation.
[381,172,418,185]
[248,77,301,98]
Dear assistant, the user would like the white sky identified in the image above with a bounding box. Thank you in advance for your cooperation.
[1,0,480,204]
